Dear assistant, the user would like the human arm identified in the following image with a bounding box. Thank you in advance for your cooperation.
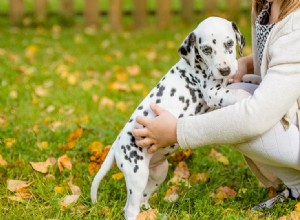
[134,20,300,151]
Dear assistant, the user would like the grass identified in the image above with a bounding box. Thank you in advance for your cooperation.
[0,13,297,220]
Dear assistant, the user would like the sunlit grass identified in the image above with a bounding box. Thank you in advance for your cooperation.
[0,13,296,220]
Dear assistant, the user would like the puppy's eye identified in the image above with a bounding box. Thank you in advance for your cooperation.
[201,46,212,55]
[225,40,234,49]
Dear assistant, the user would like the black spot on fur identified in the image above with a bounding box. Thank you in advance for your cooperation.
[143,111,148,116]
[138,106,143,110]
[170,88,176,96]
[156,85,165,97]
[134,165,139,173]
[213,39,216,44]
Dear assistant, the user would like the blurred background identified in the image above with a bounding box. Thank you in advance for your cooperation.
[1,0,251,29]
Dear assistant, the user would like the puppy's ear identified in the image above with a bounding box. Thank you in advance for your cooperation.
[232,22,245,57]
[178,32,196,68]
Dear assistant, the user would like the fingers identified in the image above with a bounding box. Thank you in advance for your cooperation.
[135,116,150,127]
[148,145,158,153]
[132,128,148,138]
[150,103,164,115]
[134,137,154,148]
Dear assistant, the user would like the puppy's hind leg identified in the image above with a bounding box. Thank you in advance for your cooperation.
[123,161,150,220]
[141,159,169,209]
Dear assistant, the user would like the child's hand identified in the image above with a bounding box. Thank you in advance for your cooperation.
[231,55,254,83]
[132,103,177,153]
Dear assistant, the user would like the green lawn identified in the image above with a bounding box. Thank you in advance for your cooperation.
[0,13,297,220]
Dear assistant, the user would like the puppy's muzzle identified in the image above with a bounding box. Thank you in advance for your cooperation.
[218,67,231,76]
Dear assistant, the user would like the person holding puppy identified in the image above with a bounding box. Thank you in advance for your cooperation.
[133,0,300,209]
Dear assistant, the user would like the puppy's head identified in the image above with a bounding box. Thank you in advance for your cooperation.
[178,17,245,80]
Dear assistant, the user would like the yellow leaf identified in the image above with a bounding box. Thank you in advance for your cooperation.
[112,172,124,180]
[295,202,300,212]
[217,155,229,166]
[54,186,65,194]
[131,83,144,91]
[4,138,16,148]
[37,141,48,150]
[68,127,83,142]
[116,101,128,112]
[137,209,158,220]
[30,157,56,173]
[116,72,128,81]
[87,141,103,152]
[57,155,72,172]
[35,85,48,97]
[0,154,8,167]
[172,149,192,162]
[189,172,209,184]
[108,81,129,92]
[279,211,300,220]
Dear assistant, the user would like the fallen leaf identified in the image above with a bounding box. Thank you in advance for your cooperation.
[7,196,25,203]
[99,97,115,108]
[127,65,140,76]
[112,172,124,180]
[208,148,229,165]
[4,138,16,148]
[172,149,192,162]
[88,145,110,175]
[169,161,190,185]
[54,186,65,194]
[68,178,81,195]
[210,186,237,204]
[279,211,300,220]
[137,209,158,220]
[295,202,300,212]
[116,101,128,112]
[0,154,8,166]
[164,185,180,202]
[189,172,209,184]
[7,180,31,192]
[59,194,80,207]
[68,127,83,142]
[57,154,72,171]
[36,141,48,150]
[30,157,56,173]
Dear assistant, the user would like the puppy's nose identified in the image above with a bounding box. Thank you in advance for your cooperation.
[218,67,231,76]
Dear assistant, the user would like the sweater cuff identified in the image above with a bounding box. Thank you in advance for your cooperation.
[176,117,190,149]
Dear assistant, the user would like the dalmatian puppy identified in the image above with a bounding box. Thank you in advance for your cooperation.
[91,17,251,220]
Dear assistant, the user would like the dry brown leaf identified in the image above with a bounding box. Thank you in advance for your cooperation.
[189,172,209,184]
[137,209,158,220]
[57,154,72,171]
[87,141,103,152]
[99,97,115,108]
[208,148,229,165]
[169,161,190,186]
[112,172,124,180]
[108,81,129,92]
[59,195,80,207]
[68,127,83,142]
[172,149,192,162]
[68,178,81,195]
[211,186,237,204]
[7,180,31,192]
[30,157,56,173]
[164,185,180,202]
[0,154,8,166]
[88,145,110,175]
[127,65,140,76]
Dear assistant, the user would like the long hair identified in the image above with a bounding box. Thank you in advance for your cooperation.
[253,0,300,21]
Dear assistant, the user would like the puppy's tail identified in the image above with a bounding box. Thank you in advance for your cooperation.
[90,144,115,203]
